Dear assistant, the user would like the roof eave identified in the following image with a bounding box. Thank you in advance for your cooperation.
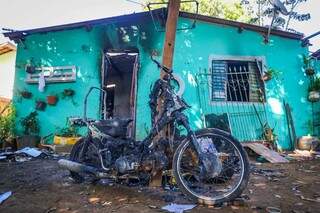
[3,10,155,41]
[180,12,304,40]
[3,8,303,41]
[311,49,320,60]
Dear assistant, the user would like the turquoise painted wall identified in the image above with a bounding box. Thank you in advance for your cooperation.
[12,22,151,140]
[12,17,310,150]
[135,18,311,150]
[13,27,105,137]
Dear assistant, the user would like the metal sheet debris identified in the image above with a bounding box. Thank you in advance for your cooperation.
[266,206,281,213]
[243,142,289,163]
[15,147,42,157]
[161,203,196,213]
[0,191,12,204]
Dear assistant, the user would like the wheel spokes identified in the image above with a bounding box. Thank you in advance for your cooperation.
[177,134,245,201]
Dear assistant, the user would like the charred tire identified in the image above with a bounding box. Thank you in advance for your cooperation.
[69,137,100,183]
[173,128,250,205]
[69,138,86,183]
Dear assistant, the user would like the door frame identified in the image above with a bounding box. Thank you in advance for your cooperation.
[100,51,139,139]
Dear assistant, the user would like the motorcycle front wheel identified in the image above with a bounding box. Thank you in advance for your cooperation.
[173,128,250,205]
[69,137,101,183]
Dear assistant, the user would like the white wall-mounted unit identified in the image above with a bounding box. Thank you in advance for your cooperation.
[25,65,76,84]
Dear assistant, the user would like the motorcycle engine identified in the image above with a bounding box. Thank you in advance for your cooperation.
[114,151,168,174]
[115,155,140,174]
[141,151,168,172]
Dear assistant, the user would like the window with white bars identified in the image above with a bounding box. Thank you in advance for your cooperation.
[211,59,265,102]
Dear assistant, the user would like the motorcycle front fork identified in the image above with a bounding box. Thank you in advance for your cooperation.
[143,110,222,177]
[175,111,222,178]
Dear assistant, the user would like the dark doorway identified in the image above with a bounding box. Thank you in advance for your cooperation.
[105,85,115,118]
[101,52,139,137]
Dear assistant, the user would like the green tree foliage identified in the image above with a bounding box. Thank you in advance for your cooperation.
[143,0,310,31]
[222,2,250,22]
[0,105,16,143]
[144,0,252,22]
[241,0,311,31]
[20,111,40,135]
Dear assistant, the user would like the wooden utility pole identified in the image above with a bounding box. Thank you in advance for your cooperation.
[157,0,180,139]
[161,0,181,78]
[155,0,181,136]
[150,0,181,187]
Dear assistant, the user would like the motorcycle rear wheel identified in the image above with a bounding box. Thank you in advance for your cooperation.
[173,128,250,205]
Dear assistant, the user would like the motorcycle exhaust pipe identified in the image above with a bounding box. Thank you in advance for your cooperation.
[58,159,100,175]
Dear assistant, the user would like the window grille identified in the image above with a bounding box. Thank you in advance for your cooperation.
[211,60,264,102]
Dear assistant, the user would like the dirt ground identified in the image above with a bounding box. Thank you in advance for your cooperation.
[0,158,320,213]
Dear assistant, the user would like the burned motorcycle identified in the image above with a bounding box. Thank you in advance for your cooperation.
[58,57,250,205]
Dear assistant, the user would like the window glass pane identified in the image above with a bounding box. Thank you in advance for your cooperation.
[211,61,227,101]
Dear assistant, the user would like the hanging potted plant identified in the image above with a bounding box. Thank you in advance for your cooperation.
[19,90,32,99]
[62,89,75,97]
[61,88,77,106]
[47,94,58,106]
[303,54,315,76]
[262,68,280,82]
[25,65,36,74]
[308,77,320,102]
[35,100,47,111]
[262,69,273,81]
[25,58,36,74]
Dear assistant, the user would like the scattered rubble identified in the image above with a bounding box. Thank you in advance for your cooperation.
[287,149,320,160]
[0,191,12,205]
[299,195,320,203]
[0,158,319,212]
[250,165,286,182]
[89,197,101,204]
[15,147,42,157]
[266,206,281,213]
[161,203,196,213]
[0,146,67,163]
[1,140,320,212]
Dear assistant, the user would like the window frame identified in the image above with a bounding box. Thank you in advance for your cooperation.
[208,55,267,105]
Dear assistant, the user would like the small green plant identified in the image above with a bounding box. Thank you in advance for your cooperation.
[55,117,81,137]
[35,100,47,111]
[20,111,40,135]
[55,126,79,137]
[260,122,277,142]
[304,119,313,136]
[25,58,36,74]
[18,89,32,99]
[61,89,77,106]
[308,76,320,92]
[62,89,75,98]
[302,54,315,76]
[303,54,312,69]
[263,68,280,81]
[0,105,16,144]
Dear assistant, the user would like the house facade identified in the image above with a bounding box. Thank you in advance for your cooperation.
[4,10,311,150]
[0,42,16,112]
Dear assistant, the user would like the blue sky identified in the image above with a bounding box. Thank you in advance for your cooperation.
[0,0,319,51]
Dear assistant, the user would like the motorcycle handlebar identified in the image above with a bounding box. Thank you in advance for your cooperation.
[150,56,173,74]
[84,87,107,122]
